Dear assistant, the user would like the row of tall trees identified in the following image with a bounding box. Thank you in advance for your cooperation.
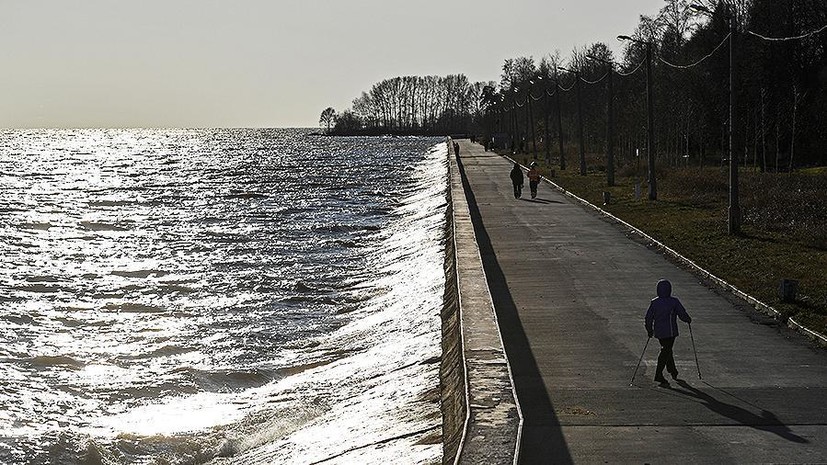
[323,75,494,135]
[319,0,825,169]
[485,0,827,170]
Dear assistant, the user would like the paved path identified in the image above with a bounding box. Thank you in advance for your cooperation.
[454,140,827,464]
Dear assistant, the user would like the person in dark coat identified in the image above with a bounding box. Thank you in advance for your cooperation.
[645,279,692,385]
[509,163,524,199]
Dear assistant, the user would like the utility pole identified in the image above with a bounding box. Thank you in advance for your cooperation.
[607,62,615,186]
[555,74,566,171]
[559,66,586,175]
[618,34,657,198]
[527,83,537,156]
[645,42,656,199]
[587,54,616,187]
[539,76,551,163]
[728,7,741,234]
[689,3,740,233]
[577,72,586,176]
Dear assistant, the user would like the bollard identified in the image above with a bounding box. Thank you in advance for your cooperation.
[602,191,611,205]
[549,169,555,178]
[634,183,641,201]
[779,279,799,303]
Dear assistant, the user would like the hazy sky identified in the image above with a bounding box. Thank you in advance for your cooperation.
[2,0,667,128]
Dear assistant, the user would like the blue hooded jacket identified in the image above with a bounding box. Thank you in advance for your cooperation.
[645,279,691,339]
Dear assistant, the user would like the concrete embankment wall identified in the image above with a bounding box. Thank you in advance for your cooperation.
[440,140,522,464]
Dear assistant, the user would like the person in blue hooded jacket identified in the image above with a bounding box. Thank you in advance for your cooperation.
[645,279,692,384]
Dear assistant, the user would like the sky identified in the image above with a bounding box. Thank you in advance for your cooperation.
[2,0,668,128]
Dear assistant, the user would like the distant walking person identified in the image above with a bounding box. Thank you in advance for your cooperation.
[527,161,541,199]
[454,142,460,156]
[509,162,524,199]
[645,279,692,385]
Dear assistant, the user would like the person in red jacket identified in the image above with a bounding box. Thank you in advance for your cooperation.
[645,279,692,385]
[527,161,541,199]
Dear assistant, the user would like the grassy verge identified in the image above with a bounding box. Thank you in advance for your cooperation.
[507,149,827,337]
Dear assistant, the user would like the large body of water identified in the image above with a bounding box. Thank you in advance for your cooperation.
[0,129,448,464]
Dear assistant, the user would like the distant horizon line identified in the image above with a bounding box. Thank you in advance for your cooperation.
[2,126,317,130]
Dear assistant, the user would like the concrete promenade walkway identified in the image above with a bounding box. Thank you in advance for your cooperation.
[454,140,827,463]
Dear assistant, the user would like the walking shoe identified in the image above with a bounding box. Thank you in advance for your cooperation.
[654,375,669,385]
[670,371,680,381]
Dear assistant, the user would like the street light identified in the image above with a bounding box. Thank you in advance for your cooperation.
[690,3,741,234]
[510,86,520,153]
[537,75,552,163]
[587,53,616,187]
[554,68,566,171]
[618,34,657,200]
[559,66,587,176]
[527,80,538,156]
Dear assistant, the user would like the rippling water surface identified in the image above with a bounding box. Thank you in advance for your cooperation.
[0,129,448,464]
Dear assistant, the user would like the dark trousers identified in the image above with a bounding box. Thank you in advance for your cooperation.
[656,337,678,378]
[529,180,539,198]
[513,183,522,199]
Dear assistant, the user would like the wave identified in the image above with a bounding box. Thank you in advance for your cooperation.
[26,355,85,369]
[87,200,137,207]
[79,221,129,232]
[312,224,381,233]
[104,302,166,313]
[224,192,268,199]
[173,368,281,392]
[17,221,53,230]
[111,269,169,279]
[279,295,341,306]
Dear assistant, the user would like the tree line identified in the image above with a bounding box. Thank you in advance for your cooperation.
[321,75,494,135]
[321,0,826,169]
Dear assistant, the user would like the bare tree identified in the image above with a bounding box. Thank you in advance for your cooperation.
[319,107,337,133]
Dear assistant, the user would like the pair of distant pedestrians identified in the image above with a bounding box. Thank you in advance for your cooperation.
[508,161,541,199]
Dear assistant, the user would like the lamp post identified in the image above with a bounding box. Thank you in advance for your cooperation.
[537,75,552,163]
[618,35,656,200]
[554,69,566,171]
[691,3,740,234]
[510,87,520,153]
[559,66,586,176]
[503,92,513,152]
[587,54,615,187]
[527,81,538,156]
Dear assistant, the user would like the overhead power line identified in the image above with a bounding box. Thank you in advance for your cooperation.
[658,33,731,70]
[580,72,609,85]
[557,80,577,92]
[616,58,646,77]
[747,23,827,42]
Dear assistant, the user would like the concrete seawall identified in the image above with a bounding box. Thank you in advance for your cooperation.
[440,139,521,464]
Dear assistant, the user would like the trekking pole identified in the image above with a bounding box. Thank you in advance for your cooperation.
[630,336,651,386]
[689,323,702,380]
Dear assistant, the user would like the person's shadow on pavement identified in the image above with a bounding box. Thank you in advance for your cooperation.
[518,197,562,204]
[671,379,808,443]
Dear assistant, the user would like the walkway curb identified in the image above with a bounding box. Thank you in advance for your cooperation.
[447,141,522,464]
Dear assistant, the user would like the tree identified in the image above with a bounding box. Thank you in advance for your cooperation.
[333,110,363,132]
[319,107,337,133]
